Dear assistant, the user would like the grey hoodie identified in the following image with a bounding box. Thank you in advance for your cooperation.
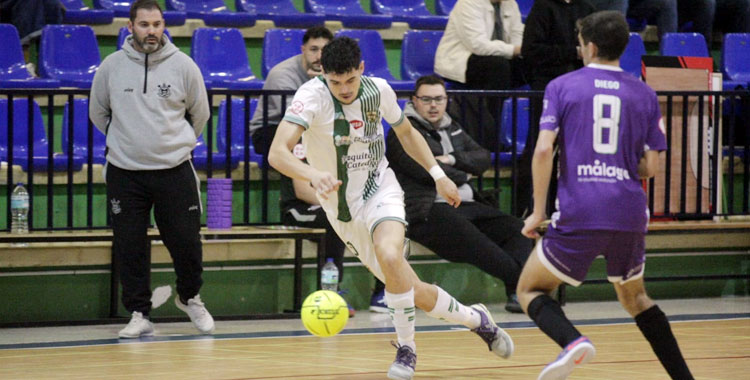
[89,34,209,170]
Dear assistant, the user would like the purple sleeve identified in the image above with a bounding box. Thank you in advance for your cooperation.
[539,81,560,133]
[645,92,667,151]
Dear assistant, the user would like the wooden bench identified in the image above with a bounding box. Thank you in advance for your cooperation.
[0,226,325,322]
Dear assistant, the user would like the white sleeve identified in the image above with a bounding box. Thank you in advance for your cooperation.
[282,82,320,130]
[379,82,404,125]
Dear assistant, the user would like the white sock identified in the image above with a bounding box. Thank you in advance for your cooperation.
[385,288,416,351]
[425,286,481,329]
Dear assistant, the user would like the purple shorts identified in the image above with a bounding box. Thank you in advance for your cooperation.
[538,227,646,286]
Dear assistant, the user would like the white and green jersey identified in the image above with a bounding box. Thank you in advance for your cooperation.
[283,76,404,222]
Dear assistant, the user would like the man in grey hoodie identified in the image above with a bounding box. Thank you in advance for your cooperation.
[89,0,213,338]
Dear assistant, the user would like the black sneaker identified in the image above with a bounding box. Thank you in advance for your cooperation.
[387,341,416,380]
[505,294,524,314]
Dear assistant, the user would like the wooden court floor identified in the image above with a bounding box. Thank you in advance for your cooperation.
[0,318,747,379]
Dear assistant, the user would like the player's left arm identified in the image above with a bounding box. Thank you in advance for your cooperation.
[391,118,461,207]
[522,129,557,239]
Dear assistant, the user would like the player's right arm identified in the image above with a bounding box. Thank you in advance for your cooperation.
[268,120,341,199]
[522,129,557,239]
[638,150,659,179]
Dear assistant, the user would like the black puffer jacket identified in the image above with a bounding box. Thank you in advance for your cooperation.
[386,103,491,223]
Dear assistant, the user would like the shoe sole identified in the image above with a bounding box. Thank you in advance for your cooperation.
[369,305,389,313]
[538,340,595,380]
[118,331,154,339]
[473,303,514,359]
[174,298,215,334]
[387,364,414,380]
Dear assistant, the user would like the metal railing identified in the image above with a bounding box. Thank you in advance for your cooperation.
[1,88,748,231]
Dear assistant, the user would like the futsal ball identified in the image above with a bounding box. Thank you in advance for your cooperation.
[301,290,349,337]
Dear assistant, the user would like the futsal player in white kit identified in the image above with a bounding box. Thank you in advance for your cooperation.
[268,36,514,380]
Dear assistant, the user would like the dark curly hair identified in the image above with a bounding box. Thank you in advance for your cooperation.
[321,37,361,75]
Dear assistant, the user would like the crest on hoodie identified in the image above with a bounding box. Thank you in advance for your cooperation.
[157,83,171,98]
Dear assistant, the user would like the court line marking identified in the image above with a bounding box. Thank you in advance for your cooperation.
[0,312,747,351]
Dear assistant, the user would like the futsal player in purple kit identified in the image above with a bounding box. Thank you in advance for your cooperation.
[516,11,694,380]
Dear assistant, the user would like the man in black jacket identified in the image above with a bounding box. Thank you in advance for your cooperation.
[386,75,532,313]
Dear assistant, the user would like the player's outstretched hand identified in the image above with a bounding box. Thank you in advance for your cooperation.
[522,213,546,239]
[436,177,461,208]
[310,171,342,200]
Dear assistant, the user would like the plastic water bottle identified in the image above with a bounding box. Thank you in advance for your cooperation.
[11,183,29,234]
[321,258,339,291]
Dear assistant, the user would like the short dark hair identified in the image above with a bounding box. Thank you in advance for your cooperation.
[577,11,629,61]
[321,37,361,75]
[414,75,446,94]
[303,27,333,44]
[129,0,163,22]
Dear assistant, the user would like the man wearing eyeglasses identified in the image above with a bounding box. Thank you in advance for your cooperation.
[386,75,533,314]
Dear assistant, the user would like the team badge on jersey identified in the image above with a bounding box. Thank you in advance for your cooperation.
[157,83,171,98]
[366,110,379,123]
[290,101,304,115]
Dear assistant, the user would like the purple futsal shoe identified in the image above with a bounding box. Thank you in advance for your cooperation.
[538,336,596,380]
[471,303,514,358]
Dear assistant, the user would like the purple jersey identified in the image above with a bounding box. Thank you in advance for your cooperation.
[540,64,667,232]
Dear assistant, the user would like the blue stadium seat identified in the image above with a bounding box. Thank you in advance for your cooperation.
[382,98,408,140]
[434,0,456,15]
[39,25,100,88]
[517,0,533,22]
[166,0,256,27]
[217,98,263,165]
[191,28,264,89]
[370,0,447,30]
[117,27,172,50]
[61,99,107,165]
[236,0,325,28]
[261,28,306,78]
[0,25,60,89]
[660,32,708,57]
[60,0,114,24]
[304,0,392,29]
[93,0,187,25]
[401,30,443,80]
[492,98,529,166]
[722,33,750,89]
[0,99,83,172]
[335,29,414,90]
[620,33,646,78]
[192,134,239,170]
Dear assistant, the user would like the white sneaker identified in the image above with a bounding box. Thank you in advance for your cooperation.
[175,295,215,334]
[25,62,37,77]
[118,311,154,338]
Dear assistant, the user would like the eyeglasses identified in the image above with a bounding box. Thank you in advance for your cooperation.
[415,96,447,105]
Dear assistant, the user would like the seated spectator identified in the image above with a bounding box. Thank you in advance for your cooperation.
[0,0,63,75]
[434,0,526,150]
[678,0,750,48]
[249,27,333,156]
[385,75,533,313]
[435,0,525,91]
[588,0,677,39]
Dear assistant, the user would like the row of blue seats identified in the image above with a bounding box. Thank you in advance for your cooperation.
[2,21,749,91]
[0,97,261,171]
[0,94,534,172]
[59,0,473,30]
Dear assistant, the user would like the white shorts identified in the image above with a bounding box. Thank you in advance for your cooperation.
[326,168,407,282]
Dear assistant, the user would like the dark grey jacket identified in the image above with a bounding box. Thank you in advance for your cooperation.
[386,103,491,223]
